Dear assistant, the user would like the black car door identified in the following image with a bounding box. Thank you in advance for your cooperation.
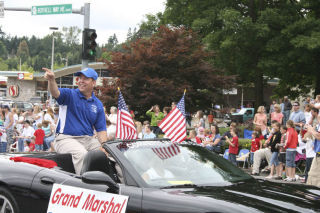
[31,168,143,213]
[30,169,83,212]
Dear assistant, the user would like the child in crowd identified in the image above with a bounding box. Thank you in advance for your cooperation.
[250,131,261,166]
[302,131,316,183]
[33,123,45,151]
[143,125,156,139]
[188,130,201,144]
[225,129,239,166]
[284,120,298,181]
[24,140,30,152]
[29,140,35,152]
[254,126,265,141]
[142,120,150,136]
[277,125,287,178]
[266,122,282,179]
[203,128,212,150]
[0,129,7,153]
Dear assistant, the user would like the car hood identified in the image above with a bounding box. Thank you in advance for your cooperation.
[144,179,320,213]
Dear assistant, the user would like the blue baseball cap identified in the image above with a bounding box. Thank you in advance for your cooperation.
[75,68,98,80]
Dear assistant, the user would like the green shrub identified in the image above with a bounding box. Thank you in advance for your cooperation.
[220,138,267,154]
[218,126,245,138]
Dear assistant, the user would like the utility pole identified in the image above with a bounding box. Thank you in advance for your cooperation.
[82,3,90,69]
[4,3,90,70]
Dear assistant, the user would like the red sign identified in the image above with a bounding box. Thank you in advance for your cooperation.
[8,85,19,97]
[74,76,80,86]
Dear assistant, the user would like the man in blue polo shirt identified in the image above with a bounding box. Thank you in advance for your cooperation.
[43,67,107,174]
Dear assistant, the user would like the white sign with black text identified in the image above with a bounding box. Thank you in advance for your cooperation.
[47,184,128,213]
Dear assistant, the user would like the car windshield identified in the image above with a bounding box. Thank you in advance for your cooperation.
[119,141,251,188]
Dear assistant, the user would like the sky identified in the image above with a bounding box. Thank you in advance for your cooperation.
[0,0,166,44]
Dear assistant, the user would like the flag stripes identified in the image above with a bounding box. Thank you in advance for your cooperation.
[158,94,186,143]
[116,90,137,140]
[152,144,181,160]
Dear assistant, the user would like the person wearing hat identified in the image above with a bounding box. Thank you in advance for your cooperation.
[43,67,107,174]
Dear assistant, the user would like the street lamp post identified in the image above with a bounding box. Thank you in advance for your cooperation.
[49,27,58,106]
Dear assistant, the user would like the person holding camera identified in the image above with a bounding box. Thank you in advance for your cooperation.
[146,105,164,135]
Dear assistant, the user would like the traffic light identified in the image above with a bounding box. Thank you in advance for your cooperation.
[82,28,97,60]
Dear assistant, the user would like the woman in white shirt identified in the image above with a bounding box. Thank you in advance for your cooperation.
[43,107,55,125]
[33,105,43,129]
[106,106,117,137]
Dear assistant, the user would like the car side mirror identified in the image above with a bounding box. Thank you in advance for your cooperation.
[82,171,119,193]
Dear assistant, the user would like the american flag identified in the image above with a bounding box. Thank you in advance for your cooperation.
[158,94,186,142]
[152,143,181,160]
[116,90,137,140]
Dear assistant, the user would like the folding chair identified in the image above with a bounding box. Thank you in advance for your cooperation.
[243,129,253,139]
[223,149,229,160]
[237,149,250,168]
[295,152,306,175]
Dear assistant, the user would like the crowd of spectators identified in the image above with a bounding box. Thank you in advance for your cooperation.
[0,103,59,153]
[110,95,318,187]
[1,94,320,187]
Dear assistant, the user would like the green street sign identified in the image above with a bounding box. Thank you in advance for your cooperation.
[31,4,72,15]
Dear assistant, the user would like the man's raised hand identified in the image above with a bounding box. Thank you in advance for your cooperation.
[42,68,55,81]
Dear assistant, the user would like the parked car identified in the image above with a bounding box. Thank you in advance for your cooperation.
[231,108,254,123]
[28,97,42,104]
[11,101,33,111]
[0,98,14,108]
[1,139,320,213]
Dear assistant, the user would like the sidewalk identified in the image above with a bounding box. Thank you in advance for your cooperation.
[241,168,305,185]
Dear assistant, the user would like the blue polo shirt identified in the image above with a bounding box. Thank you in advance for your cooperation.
[55,88,106,136]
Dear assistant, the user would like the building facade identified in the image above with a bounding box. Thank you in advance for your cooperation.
[0,62,108,102]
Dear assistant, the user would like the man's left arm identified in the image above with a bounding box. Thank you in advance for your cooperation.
[97,131,108,144]
[95,103,108,144]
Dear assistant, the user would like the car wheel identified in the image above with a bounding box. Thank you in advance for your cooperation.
[0,187,19,213]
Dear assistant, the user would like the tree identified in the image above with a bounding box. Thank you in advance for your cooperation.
[99,26,234,115]
[17,40,30,63]
[162,0,304,105]
[0,41,8,59]
[0,58,8,70]
[136,13,162,39]
[104,34,118,51]
[62,26,81,46]
[273,0,320,97]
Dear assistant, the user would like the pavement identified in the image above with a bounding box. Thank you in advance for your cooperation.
[241,167,306,185]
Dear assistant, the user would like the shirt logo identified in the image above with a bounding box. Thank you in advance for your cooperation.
[91,104,97,113]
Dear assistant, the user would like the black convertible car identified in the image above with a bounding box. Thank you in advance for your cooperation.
[0,139,320,213]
